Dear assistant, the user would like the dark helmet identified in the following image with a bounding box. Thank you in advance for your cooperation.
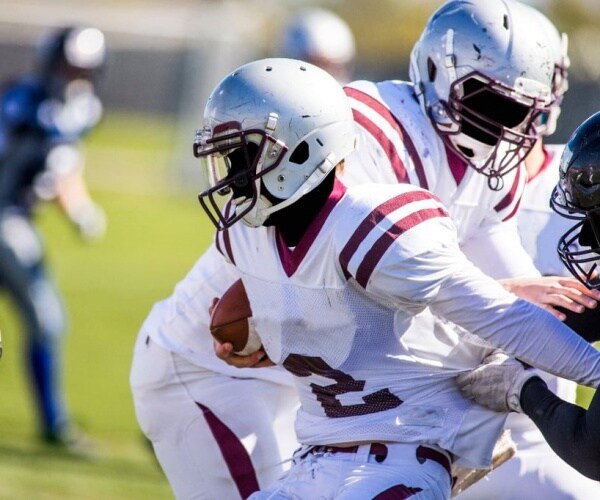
[551,111,600,288]
[35,25,107,82]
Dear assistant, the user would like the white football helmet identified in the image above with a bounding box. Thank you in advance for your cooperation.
[518,3,569,137]
[409,0,553,188]
[278,8,355,83]
[194,58,357,230]
[36,26,107,80]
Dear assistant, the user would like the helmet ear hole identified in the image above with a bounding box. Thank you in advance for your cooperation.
[427,57,437,82]
[289,141,310,165]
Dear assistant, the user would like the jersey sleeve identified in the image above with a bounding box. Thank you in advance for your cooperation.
[140,243,241,351]
[460,215,540,279]
[337,183,459,307]
[428,256,600,388]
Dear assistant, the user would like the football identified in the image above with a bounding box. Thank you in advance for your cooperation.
[209,279,262,355]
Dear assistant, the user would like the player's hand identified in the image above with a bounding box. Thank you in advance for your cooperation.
[75,202,107,242]
[213,340,274,368]
[499,275,600,321]
[456,351,539,413]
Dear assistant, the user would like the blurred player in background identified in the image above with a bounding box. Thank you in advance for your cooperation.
[458,108,600,483]
[0,25,107,453]
[277,7,355,84]
[456,5,600,498]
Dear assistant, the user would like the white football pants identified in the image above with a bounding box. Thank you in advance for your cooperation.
[130,333,300,500]
[251,442,452,499]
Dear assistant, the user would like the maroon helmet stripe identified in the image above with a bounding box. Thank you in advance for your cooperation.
[196,402,259,498]
[345,86,429,189]
[339,190,444,280]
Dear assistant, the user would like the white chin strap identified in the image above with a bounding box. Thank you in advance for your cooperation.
[450,134,494,164]
[238,196,273,228]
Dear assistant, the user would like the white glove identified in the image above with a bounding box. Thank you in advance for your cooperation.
[74,202,107,241]
[456,351,539,413]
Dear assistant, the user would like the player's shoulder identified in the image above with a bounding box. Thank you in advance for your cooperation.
[1,76,43,102]
[335,183,457,286]
[340,182,449,225]
[1,76,44,120]
[344,79,414,104]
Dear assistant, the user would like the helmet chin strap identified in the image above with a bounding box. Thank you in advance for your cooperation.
[240,152,338,227]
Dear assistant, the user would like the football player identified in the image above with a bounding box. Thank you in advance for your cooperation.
[188,57,600,499]
[457,110,600,482]
[342,0,597,323]
[277,7,355,84]
[131,1,599,498]
[0,25,106,453]
[456,4,600,498]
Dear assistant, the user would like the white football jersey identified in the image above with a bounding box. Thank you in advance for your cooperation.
[517,144,572,278]
[343,79,539,280]
[139,241,296,386]
[214,180,600,467]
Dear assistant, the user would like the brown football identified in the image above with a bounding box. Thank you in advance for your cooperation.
[209,279,262,355]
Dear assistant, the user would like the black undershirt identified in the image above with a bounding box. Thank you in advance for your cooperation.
[518,306,600,480]
[520,377,600,480]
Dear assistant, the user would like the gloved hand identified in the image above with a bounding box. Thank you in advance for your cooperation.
[74,202,107,241]
[456,351,540,413]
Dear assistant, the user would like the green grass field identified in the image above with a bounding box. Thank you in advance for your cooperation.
[0,112,214,499]
[0,111,595,499]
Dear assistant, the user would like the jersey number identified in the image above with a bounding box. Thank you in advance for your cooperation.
[283,353,402,418]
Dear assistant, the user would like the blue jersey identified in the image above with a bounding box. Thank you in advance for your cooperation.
[0,75,101,210]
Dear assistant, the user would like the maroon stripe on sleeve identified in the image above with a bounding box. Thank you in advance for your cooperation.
[339,190,444,279]
[345,86,428,189]
[351,107,409,183]
[494,166,523,221]
[197,402,259,498]
[355,207,449,287]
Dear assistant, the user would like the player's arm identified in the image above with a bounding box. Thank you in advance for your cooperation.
[458,353,600,480]
[55,166,106,241]
[33,142,106,240]
[141,243,240,346]
[356,192,600,387]
[559,304,600,343]
[521,377,600,480]
[459,215,600,320]
[460,216,539,280]
[430,259,600,387]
